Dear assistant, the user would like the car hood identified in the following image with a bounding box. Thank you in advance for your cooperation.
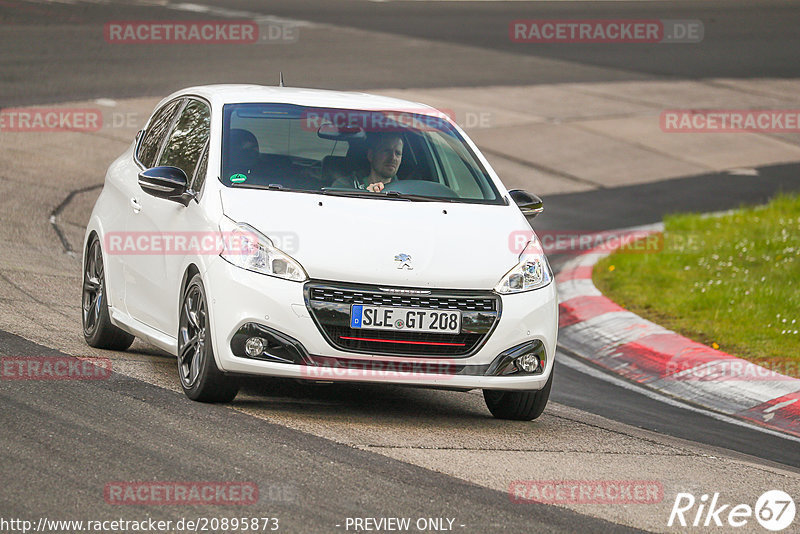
[220,189,531,289]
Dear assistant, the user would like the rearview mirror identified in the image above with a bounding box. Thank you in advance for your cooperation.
[508,189,544,218]
[317,123,366,141]
[138,166,193,206]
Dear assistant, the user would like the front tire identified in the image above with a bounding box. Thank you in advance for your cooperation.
[483,369,553,421]
[82,236,135,351]
[178,274,239,402]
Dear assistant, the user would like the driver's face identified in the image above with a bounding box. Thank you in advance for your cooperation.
[368,138,403,180]
[237,139,258,167]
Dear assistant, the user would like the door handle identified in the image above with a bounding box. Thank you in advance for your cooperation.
[130,197,142,213]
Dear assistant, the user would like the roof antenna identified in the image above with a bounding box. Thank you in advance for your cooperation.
[279,72,285,87]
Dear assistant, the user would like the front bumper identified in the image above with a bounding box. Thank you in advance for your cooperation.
[204,258,558,391]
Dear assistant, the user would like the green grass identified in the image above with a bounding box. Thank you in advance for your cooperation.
[594,193,800,373]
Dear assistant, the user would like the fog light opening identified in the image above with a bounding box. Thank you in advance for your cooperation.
[244,337,266,358]
[516,352,540,373]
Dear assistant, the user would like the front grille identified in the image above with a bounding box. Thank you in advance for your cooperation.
[305,282,500,357]
[309,287,497,311]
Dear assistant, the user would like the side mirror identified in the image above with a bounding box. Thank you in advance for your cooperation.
[508,189,544,218]
[138,166,193,206]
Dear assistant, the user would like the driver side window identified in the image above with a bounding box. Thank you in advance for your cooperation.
[159,99,211,178]
[190,144,209,196]
[137,99,182,168]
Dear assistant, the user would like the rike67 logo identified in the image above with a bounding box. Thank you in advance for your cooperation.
[668,490,796,531]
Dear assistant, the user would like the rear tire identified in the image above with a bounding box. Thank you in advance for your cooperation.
[178,274,239,403]
[483,369,553,421]
[82,236,135,351]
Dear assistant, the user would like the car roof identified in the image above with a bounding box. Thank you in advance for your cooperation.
[160,84,444,116]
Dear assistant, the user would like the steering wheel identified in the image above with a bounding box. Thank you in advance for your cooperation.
[383,179,458,198]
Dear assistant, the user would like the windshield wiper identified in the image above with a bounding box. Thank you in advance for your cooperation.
[230,184,456,203]
[231,182,286,191]
[384,191,456,202]
[320,188,450,202]
[319,188,399,200]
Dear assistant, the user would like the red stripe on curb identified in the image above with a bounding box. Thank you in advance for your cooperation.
[559,296,625,328]
[638,334,732,379]
[736,390,800,438]
[608,334,725,383]
[556,265,593,283]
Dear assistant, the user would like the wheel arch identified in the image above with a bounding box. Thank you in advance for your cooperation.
[179,263,202,312]
[177,262,229,373]
[83,226,122,308]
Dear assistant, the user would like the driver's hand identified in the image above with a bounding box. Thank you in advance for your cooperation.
[367,182,385,193]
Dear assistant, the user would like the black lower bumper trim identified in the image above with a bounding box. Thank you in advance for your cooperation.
[233,322,545,378]
[230,323,312,365]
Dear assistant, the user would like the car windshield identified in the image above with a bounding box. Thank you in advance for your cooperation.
[220,103,503,204]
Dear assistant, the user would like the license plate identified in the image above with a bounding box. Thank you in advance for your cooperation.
[350,305,461,334]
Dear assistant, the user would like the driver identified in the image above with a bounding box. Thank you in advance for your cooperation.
[332,132,403,192]
[228,129,260,177]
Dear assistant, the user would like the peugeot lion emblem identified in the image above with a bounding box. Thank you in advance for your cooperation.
[394,253,413,270]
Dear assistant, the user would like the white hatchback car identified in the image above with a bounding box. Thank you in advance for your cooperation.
[83,85,558,420]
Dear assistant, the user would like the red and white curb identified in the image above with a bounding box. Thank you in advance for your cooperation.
[555,224,800,439]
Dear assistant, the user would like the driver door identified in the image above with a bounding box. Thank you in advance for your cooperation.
[124,98,211,334]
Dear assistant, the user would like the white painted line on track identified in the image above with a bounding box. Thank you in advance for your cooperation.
[558,350,800,444]
[164,1,316,27]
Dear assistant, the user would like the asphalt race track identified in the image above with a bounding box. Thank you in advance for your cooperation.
[1,1,799,533]
[5,0,800,105]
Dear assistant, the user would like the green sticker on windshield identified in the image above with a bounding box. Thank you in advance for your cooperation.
[230,173,247,183]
